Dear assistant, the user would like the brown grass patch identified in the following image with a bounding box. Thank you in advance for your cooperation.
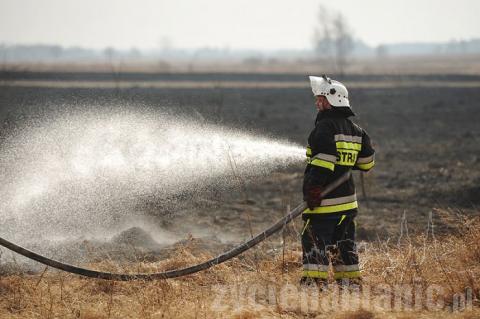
[0,210,479,318]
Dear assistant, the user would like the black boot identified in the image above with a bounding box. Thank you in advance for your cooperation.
[335,278,362,290]
[300,276,317,287]
[300,277,329,291]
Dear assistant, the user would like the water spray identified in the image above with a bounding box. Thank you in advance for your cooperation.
[0,109,303,245]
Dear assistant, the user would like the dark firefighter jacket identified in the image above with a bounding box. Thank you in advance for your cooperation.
[303,108,375,216]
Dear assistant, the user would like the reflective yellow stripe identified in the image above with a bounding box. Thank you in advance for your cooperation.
[304,264,329,271]
[356,160,375,170]
[336,141,362,151]
[333,271,361,279]
[302,270,329,279]
[309,159,335,171]
[304,201,358,214]
[306,147,312,156]
[337,214,346,225]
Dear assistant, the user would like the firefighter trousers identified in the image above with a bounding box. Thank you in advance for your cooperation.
[301,211,360,280]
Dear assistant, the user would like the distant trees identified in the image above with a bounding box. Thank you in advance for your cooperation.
[375,44,389,60]
[313,5,354,75]
[103,46,116,62]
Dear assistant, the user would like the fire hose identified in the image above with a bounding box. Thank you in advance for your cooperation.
[0,171,351,281]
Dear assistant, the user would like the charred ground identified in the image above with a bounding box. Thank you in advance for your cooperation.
[0,72,479,246]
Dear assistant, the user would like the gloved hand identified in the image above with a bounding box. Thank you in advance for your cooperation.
[305,186,323,210]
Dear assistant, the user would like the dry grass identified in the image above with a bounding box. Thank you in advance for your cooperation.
[1,211,479,318]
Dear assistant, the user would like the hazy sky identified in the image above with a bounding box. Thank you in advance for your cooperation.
[1,0,479,50]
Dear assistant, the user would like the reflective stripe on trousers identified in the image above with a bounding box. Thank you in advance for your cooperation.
[303,265,361,279]
[333,264,361,279]
[303,194,358,214]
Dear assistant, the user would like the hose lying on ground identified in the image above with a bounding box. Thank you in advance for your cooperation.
[0,171,351,281]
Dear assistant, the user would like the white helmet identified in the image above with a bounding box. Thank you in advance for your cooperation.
[309,75,350,108]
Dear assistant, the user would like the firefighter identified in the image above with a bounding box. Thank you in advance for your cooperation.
[301,75,375,287]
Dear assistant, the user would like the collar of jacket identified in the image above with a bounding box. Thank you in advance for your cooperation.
[315,108,355,123]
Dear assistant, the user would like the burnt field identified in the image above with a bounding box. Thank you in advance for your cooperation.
[1,72,480,245]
